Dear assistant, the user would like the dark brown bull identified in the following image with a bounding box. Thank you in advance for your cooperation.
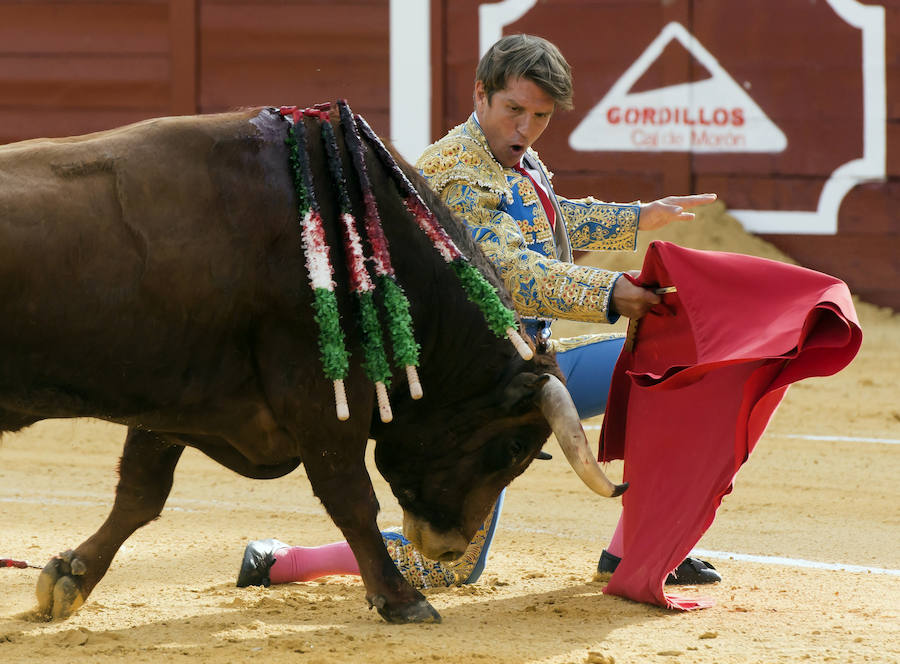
[0,105,622,623]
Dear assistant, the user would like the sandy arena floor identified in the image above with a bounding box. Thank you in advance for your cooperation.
[1,204,898,663]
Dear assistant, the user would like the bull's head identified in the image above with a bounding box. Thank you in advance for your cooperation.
[373,360,626,563]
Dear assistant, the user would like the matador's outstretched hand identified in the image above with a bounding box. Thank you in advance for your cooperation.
[638,193,717,230]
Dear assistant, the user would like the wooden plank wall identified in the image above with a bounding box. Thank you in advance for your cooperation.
[0,0,896,309]
[758,3,900,312]
[197,0,389,132]
[0,0,391,146]
[0,0,172,144]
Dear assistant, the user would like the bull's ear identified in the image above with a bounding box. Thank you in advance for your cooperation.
[503,372,549,410]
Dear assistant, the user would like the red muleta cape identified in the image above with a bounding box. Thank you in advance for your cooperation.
[598,241,862,610]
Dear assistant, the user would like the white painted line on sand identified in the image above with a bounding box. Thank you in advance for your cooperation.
[772,433,900,444]
[581,424,900,445]
[691,549,900,577]
[0,494,326,517]
[4,496,898,578]
[506,520,900,577]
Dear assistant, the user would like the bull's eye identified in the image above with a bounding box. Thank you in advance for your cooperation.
[399,488,417,503]
[484,438,528,472]
[508,439,524,458]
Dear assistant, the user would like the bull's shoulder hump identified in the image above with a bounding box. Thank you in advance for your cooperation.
[0,108,267,158]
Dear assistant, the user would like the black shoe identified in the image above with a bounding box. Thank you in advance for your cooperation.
[667,556,721,585]
[596,549,721,585]
[596,549,621,575]
[236,538,288,588]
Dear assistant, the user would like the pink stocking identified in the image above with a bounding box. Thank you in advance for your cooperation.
[606,515,625,558]
[268,541,360,584]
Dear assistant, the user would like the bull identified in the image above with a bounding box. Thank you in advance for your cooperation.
[0,104,623,624]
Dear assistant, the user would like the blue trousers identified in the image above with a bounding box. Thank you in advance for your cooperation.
[555,335,626,419]
[465,333,626,583]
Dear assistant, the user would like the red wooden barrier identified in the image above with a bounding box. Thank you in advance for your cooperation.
[0,0,895,308]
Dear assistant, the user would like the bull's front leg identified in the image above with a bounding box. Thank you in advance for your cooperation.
[36,428,184,620]
[302,450,441,624]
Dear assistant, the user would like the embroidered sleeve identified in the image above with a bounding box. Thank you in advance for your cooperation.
[558,196,640,252]
[441,181,621,324]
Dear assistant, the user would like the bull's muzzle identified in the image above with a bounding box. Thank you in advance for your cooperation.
[401,511,469,563]
[536,374,628,498]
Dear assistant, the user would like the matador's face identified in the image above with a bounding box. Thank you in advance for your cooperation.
[474,76,555,168]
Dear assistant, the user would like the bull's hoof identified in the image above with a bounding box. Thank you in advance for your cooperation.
[370,595,442,624]
[35,550,86,620]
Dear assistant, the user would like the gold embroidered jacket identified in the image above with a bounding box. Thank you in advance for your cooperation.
[416,114,639,325]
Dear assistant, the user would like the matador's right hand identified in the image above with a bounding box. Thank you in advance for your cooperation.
[611,270,661,320]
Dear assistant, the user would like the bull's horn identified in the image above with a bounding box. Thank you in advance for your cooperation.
[535,375,628,498]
